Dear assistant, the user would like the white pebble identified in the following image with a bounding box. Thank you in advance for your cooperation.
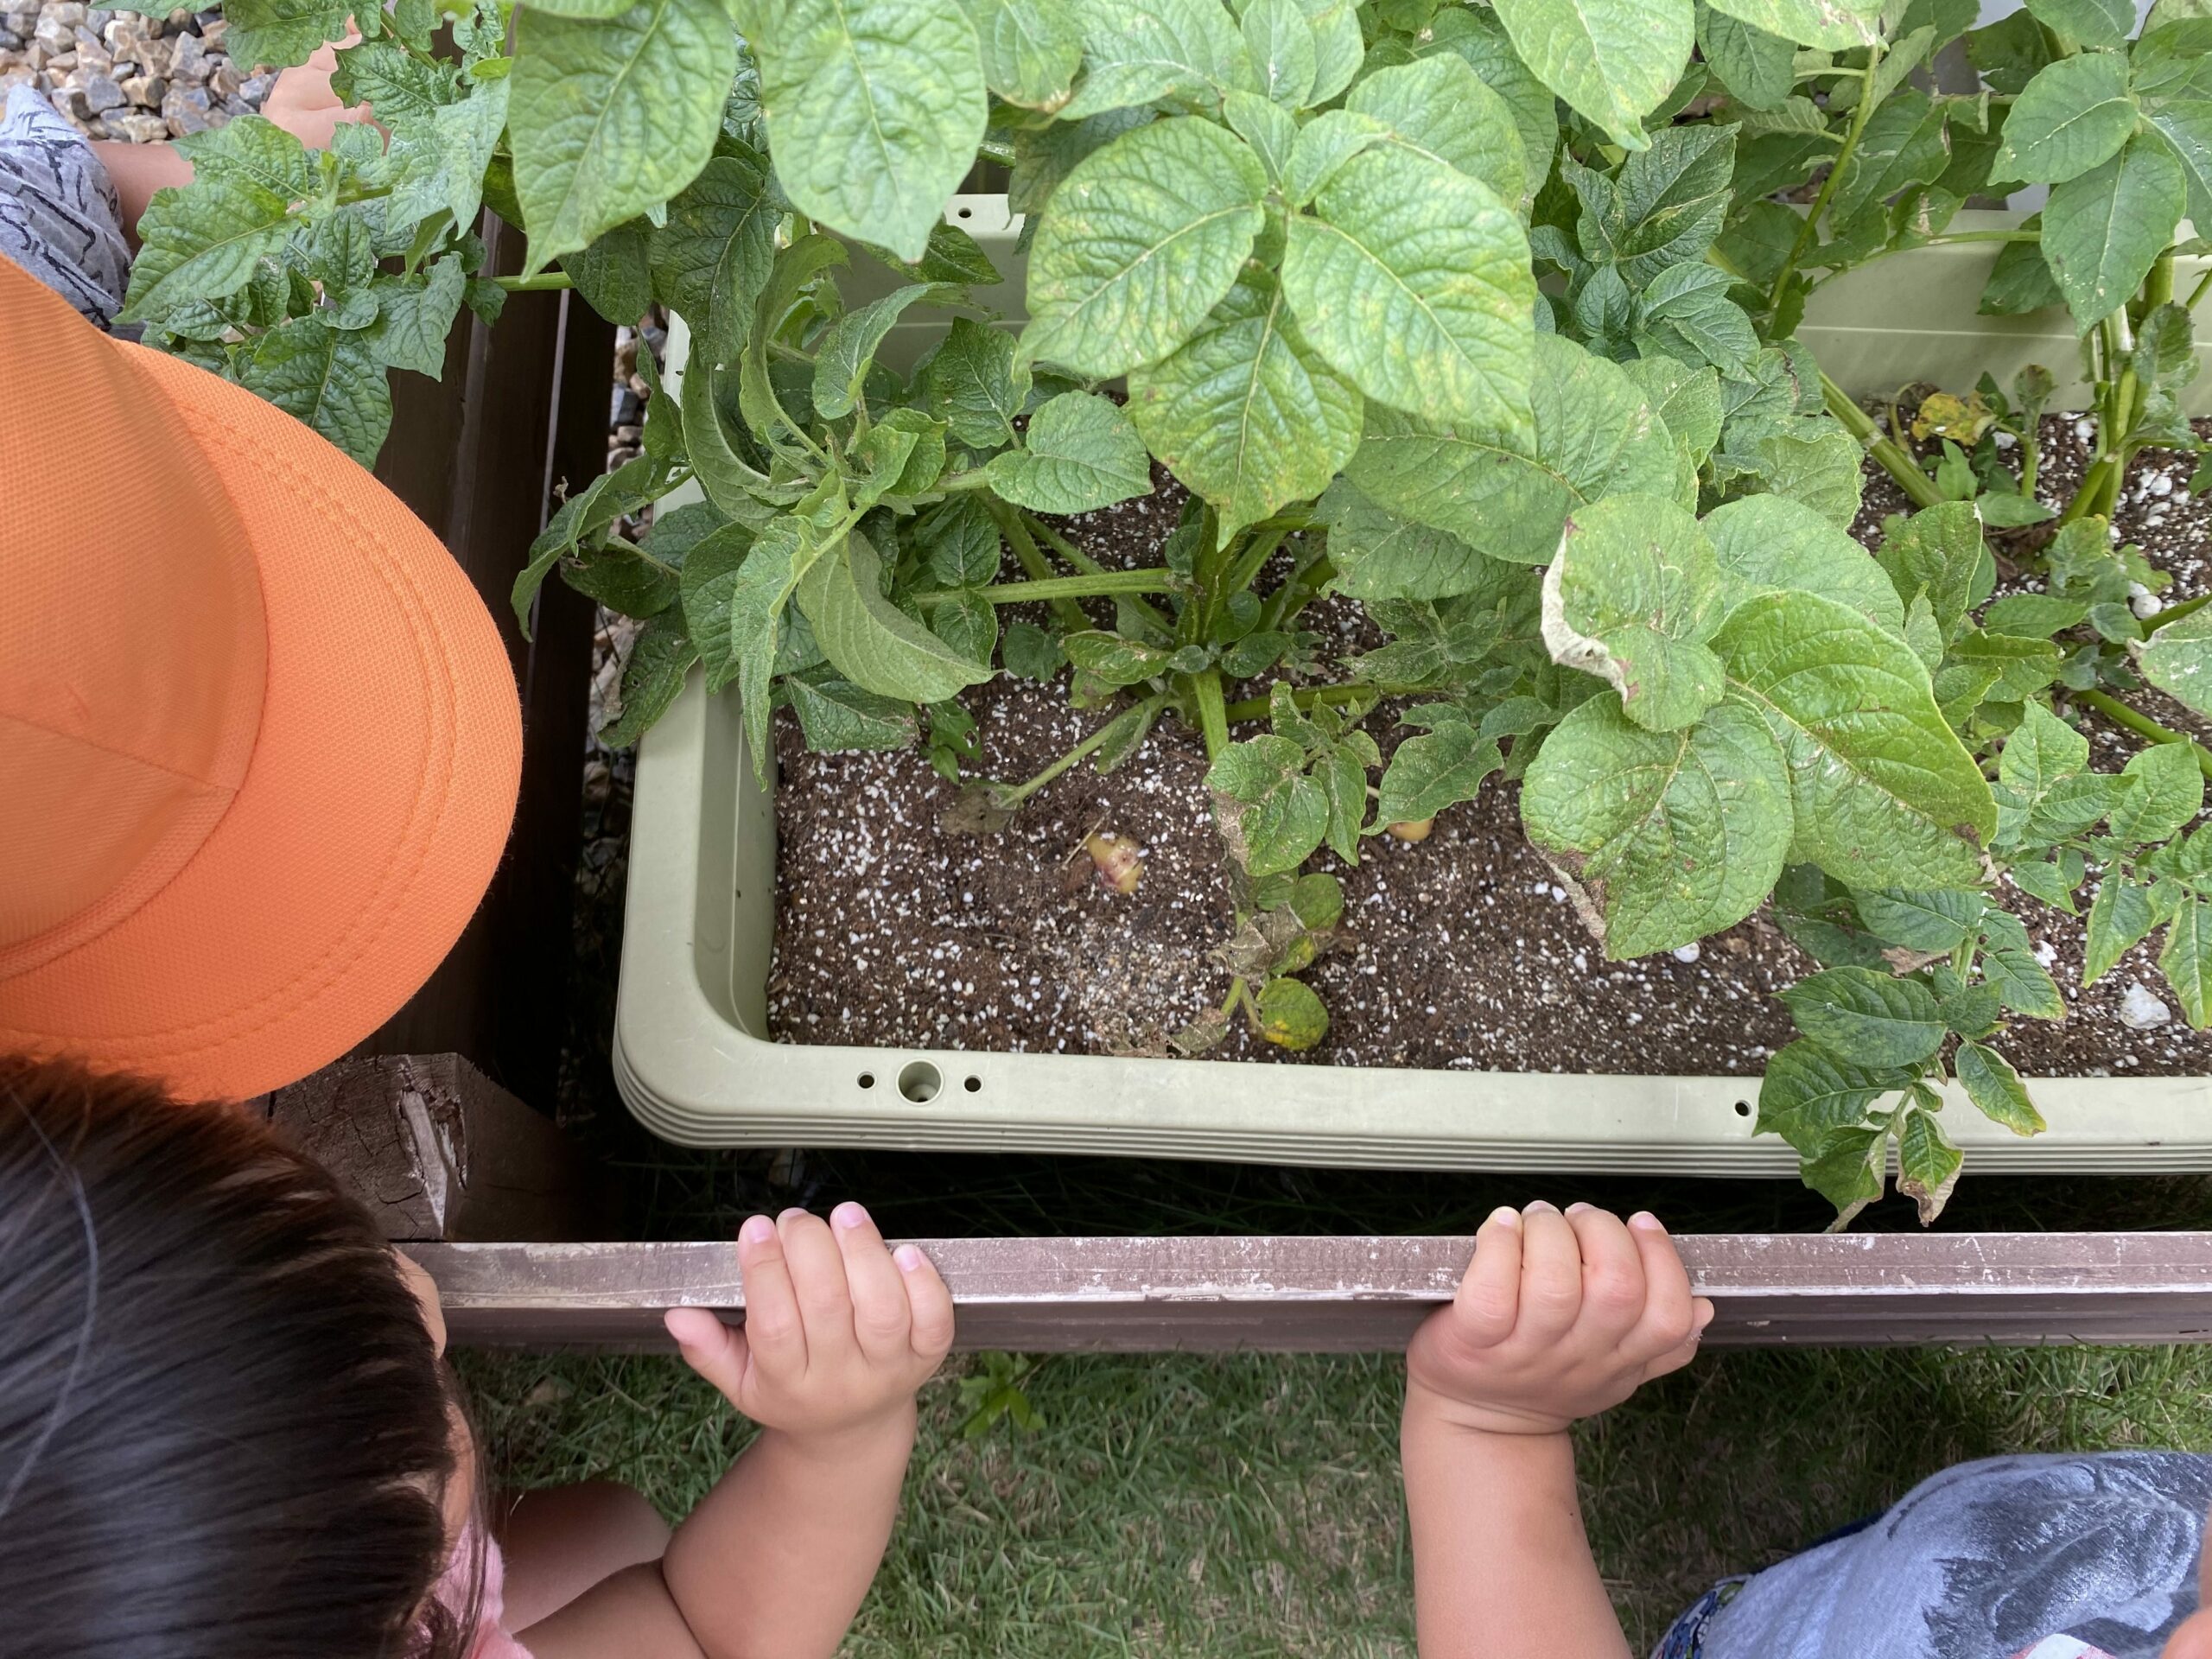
[1672,942,1702,963]
[1994,430,2017,449]
[1549,884,1567,902]
[2132,583,2163,620]
[2120,983,2173,1030]
[2075,418,2097,442]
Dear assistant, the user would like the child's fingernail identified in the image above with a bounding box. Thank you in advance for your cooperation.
[1565,1201,1593,1217]
[1522,1199,1559,1216]
[894,1245,925,1273]
[1486,1205,1521,1230]
[1629,1211,1665,1234]
[833,1201,869,1230]
[741,1215,775,1245]
[779,1206,810,1223]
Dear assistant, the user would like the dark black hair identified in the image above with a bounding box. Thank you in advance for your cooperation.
[0,1054,480,1659]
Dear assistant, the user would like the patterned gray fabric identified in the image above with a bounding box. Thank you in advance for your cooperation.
[0,85,130,327]
[1692,1452,2212,1659]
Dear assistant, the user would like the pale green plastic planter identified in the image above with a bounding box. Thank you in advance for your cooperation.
[614,202,2212,1169]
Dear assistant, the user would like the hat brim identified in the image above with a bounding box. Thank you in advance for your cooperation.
[0,342,521,1100]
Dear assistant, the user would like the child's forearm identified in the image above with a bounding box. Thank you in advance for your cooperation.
[659,1404,918,1659]
[87,142,193,245]
[1401,1390,1630,1659]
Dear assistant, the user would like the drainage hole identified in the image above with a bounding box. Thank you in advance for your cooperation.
[857,1071,875,1090]
[963,1075,982,1094]
[956,206,973,218]
[1733,1099,1752,1118]
[898,1061,942,1103]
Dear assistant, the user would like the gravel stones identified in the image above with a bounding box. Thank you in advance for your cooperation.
[0,0,265,139]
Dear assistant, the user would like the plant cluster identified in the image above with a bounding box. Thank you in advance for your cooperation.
[127,0,2212,1221]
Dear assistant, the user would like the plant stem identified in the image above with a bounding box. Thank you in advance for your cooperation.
[1221,525,1292,601]
[995,692,1172,807]
[988,499,1089,631]
[2148,593,2212,632]
[1221,681,1424,722]
[494,272,575,292]
[1822,372,1944,510]
[1768,35,1885,318]
[2076,689,2212,782]
[975,570,1174,604]
[1191,669,1230,760]
[2188,265,2212,314]
[1020,510,1177,636]
[2146,250,2177,314]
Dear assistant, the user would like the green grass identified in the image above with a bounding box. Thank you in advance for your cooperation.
[460,1341,2212,1655]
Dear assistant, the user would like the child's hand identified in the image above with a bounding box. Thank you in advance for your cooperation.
[260,37,378,150]
[1406,1202,1713,1438]
[665,1204,955,1443]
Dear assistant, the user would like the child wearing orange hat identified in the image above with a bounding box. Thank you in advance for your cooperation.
[0,250,955,1658]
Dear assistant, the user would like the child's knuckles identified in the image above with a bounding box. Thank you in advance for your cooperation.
[1583,1267,1645,1319]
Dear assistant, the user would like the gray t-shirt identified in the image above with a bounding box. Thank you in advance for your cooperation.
[1688,1452,2212,1659]
[0,84,130,327]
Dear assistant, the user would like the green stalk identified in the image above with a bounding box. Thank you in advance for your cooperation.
[1221,681,1423,722]
[2062,309,2137,525]
[917,570,1174,605]
[494,272,575,292]
[1191,668,1230,761]
[2145,251,2177,315]
[1767,35,1885,319]
[1822,372,1944,509]
[2077,689,2212,782]
[2187,265,2212,314]
[994,692,1173,807]
[987,499,1089,632]
[1020,510,1178,637]
[2148,593,2212,632]
[1220,526,1293,602]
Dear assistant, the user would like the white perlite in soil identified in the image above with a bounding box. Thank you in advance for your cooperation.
[0,0,269,143]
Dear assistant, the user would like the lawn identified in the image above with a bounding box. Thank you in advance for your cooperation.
[461,1339,2212,1654]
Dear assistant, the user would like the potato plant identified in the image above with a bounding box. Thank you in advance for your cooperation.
[122,0,2212,1222]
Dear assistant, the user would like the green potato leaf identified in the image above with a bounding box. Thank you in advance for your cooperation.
[219,0,353,67]
[1284,146,1535,431]
[1318,480,1492,601]
[983,391,1154,513]
[1853,887,1986,950]
[238,319,394,464]
[2042,136,2188,328]
[1701,495,1904,635]
[797,531,996,703]
[2160,898,2212,1026]
[747,0,986,261]
[510,0,734,276]
[1978,907,2069,1020]
[2083,873,2158,984]
[2139,600,2212,717]
[1716,590,1996,887]
[1491,0,1694,149]
[1697,5,1796,109]
[1345,334,1676,565]
[1058,0,1256,118]
[959,0,1083,111]
[786,675,919,750]
[1256,976,1330,1049]
[1781,966,1948,1068]
[2111,740,2207,844]
[598,611,700,747]
[918,317,1031,450]
[121,176,295,321]
[1896,1107,1964,1224]
[1128,271,1362,545]
[1020,118,1269,378]
[1955,1040,2046,1135]
[1344,54,1529,206]
[1209,734,1331,876]
[2024,0,2132,47]
[1755,1039,1900,1152]
[1541,493,1728,733]
[1995,51,2137,184]
[647,151,780,356]
[1522,693,1792,957]
[1372,721,1503,826]
[1701,0,1878,48]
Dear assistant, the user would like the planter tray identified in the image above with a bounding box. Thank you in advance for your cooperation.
[614,206,2212,1171]
[613,675,2212,1171]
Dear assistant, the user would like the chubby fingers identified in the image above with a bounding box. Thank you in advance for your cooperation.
[1564,1205,1652,1350]
[734,1212,804,1388]
[664,1306,751,1397]
[830,1201,912,1363]
[1448,1205,1526,1349]
[778,1208,858,1369]
[1513,1201,1588,1345]
[894,1242,956,1363]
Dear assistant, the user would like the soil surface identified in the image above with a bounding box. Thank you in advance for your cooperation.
[760,417,2212,1077]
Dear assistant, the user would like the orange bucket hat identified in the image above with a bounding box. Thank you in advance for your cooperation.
[0,257,522,1100]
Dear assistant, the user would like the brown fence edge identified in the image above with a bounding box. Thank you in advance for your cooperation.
[417,1233,2212,1352]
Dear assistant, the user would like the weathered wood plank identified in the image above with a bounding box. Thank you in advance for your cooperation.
[354,216,611,1106]
[417,1234,2212,1352]
[271,1054,610,1243]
